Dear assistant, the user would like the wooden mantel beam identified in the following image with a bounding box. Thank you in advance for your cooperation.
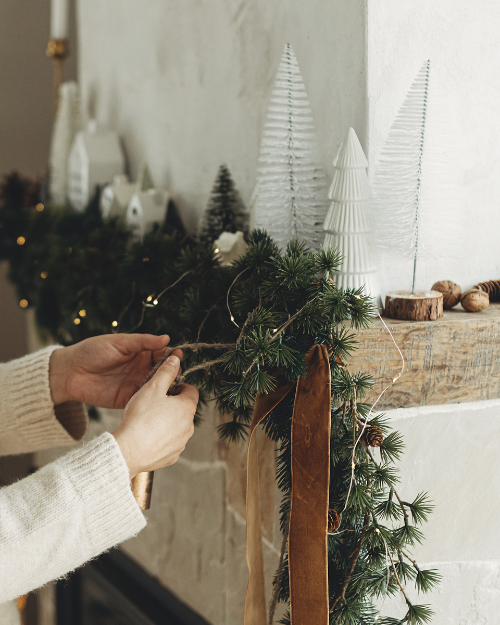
[349,303,500,410]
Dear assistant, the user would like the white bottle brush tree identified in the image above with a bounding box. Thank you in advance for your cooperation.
[252,43,328,250]
[323,127,380,301]
[371,60,461,293]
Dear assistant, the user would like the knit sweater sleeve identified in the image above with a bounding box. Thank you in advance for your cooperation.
[0,432,146,602]
[0,346,88,455]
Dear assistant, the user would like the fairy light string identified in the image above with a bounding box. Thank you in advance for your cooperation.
[342,310,405,516]
[327,310,405,623]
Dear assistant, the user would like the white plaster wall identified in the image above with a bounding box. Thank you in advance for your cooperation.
[380,400,500,623]
[366,1,500,297]
[76,0,367,231]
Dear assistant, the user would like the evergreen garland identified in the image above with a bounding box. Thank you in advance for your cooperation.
[199,164,249,244]
[0,173,439,624]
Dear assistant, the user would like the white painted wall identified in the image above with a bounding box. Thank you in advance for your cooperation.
[382,400,500,623]
[76,0,367,231]
[366,0,500,297]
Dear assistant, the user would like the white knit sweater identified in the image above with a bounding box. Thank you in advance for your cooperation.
[0,346,147,609]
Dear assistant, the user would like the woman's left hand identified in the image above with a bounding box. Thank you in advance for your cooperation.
[49,334,181,409]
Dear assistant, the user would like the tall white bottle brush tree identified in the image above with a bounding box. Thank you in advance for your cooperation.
[252,43,328,250]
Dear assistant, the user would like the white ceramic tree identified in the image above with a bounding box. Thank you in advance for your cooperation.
[323,127,379,300]
[49,81,81,204]
[252,43,328,250]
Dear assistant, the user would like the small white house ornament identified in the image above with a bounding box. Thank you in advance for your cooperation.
[68,120,125,212]
[126,188,170,238]
[214,231,247,265]
[100,162,156,220]
[100,175,137,219]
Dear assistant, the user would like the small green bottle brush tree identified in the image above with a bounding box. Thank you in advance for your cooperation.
[0,174,439,624]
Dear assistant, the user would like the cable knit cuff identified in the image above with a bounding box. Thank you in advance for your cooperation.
[0,346,88,455]
[59,432,146,553]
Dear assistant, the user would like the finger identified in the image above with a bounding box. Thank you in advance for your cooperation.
[116,334,171,355]
[149,355,181,393]
[152,347,184,364]
[174,383,199,406]
[171,348,184,362]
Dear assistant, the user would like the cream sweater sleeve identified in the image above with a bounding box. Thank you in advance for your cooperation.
[0,347,147,602]
[0,432,146,602]
[0,346,88,455]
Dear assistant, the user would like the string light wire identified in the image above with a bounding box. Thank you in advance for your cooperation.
[342,311,405,515]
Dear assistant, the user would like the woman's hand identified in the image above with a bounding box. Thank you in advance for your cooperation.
[49,334,181,409]
[112,355,198,477]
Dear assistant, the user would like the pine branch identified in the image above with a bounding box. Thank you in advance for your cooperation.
[329,513,369,612]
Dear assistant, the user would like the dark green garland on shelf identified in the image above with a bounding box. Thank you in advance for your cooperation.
[0,173,438,625]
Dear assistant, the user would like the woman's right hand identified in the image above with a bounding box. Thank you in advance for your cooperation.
[112,355,198,478]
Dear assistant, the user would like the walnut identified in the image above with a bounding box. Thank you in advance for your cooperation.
[460,288,489,312]
[431,280,462,309]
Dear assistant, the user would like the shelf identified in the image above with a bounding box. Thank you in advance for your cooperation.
[349,303,500,409]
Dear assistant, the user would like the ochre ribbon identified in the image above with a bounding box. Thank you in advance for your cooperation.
[244,344,331,625]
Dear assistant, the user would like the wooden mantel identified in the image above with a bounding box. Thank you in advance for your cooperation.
[349,303,500,410]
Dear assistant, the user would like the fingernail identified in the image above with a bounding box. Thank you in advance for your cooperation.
[167,355,180,366]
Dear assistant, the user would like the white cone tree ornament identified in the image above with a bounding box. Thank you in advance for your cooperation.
[252,43,328,250]
[49,81,81,204]
[323,128,379,301]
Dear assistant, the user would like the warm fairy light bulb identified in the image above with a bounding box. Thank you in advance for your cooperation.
[40,271,48,279]
[375,528,380,534]
[73,318,81,325]
[111,320,118,327]
[35,203,44,212]
[79,309,86,317]
[146,295,153,302]
[19,299,28,308]
[231,315,235,322]
[142,257,149,262]
[153,299,158,306]
[17,236,25,245]
[214,248,220,254]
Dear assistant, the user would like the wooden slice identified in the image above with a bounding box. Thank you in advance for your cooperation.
[385,290,443,321]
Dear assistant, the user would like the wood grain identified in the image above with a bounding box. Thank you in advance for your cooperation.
[349,303,500,409]
[385,289,443,321]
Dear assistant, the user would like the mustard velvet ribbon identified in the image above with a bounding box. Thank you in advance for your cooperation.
[244,344,331,625]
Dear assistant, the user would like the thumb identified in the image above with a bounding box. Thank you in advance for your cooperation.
[149,355,180,393]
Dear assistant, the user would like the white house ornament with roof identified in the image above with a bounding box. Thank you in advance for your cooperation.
[68,120,125,212]
[214,231,247,265]
[100,163,154,220]
[100,175,136,219]
[126,188,170,238]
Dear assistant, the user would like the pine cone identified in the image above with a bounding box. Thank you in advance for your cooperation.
[360,425,384,447]
[328,509,341,532]
[474,280,500,303]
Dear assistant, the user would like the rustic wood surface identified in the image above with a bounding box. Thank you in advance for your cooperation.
[385,289,443,321]
[349,303,500,409]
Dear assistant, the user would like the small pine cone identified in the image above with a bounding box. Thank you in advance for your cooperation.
[328,509,341,532]
[475,280,500,302]
[360,425,384,447]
